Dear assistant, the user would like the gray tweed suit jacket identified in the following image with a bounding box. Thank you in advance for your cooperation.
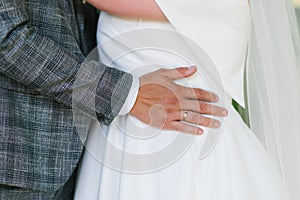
[0,0,133,192]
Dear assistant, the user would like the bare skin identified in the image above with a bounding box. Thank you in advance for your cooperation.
[86,0,167,21]
[85,0,228,135]
[131,67,227,135]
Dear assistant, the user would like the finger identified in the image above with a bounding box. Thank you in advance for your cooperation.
[160,66,197,80]
[168,121,204,135]
[176,111,221,128]
[179,85,219,102]
[181,100,228,117]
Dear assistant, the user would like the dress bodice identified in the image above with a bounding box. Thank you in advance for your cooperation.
[75,3,291,200]
[97,0,251,106]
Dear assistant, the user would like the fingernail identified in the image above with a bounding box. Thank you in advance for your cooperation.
[222,109,228,116]
[214,121,221,128]
[188,66,196,71]
[185,66,196,76]
[198,129,204,135]
[213,95,219,102]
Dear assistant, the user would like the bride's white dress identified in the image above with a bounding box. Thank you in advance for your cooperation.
[75,0,289,199]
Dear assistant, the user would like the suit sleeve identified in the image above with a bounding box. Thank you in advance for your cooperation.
[0,1,133,125]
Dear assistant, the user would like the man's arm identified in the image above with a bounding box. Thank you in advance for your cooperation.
[0,1,131,125]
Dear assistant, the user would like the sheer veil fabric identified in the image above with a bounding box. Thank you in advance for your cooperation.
[247,0,300,199]
[154,0,300,199]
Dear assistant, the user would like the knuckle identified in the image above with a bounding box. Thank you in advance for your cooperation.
[191,113,198,122]
[164,97,179,107]
[165,108,174,115]
[199,102,207,112]
[197,90,205,99]
[164,106,180,117]
[198,117,205,125]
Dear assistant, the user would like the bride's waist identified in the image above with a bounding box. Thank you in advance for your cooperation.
[97,12,246,105]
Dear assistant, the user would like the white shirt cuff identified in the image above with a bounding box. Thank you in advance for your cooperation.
[118,75,139,115]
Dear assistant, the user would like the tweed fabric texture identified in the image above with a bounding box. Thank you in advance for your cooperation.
[0,0,133,191]
[0,165,76,200]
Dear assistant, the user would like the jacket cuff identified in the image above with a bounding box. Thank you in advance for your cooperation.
[95,66,133,125]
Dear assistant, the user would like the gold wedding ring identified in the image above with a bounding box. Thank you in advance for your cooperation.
[182,111,188,121]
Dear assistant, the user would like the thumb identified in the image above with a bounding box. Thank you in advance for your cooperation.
[163,66,197,80]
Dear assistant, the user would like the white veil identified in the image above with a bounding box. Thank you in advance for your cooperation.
[247,0,300,199]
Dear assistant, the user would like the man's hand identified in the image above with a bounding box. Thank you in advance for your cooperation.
[129,66,228,135]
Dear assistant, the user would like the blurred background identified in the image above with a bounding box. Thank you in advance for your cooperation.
[295,0,300,29]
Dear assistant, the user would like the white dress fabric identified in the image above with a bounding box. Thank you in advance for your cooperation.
[75,0,290,199]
